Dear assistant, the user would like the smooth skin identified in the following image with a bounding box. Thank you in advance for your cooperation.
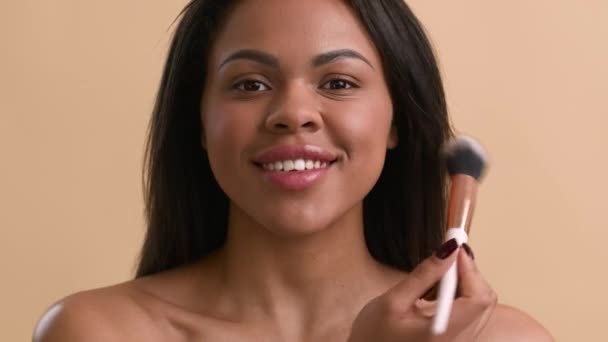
[34,1,553,341]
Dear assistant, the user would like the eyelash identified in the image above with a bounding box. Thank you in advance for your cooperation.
[232,78,359,92]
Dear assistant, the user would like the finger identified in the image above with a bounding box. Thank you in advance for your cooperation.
[414,298,437,318]
[457,244,493,299]
[385,238,460,310]
[441,299,488,335]
[421,282,438,301]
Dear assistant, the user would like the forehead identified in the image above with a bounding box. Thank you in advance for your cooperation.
[208,0,381,69]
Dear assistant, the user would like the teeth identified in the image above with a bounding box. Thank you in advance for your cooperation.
[294,159,305,171]
[262,159,332,171]
[283,160,294,172]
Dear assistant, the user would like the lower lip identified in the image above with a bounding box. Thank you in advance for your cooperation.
[255,163,333,191]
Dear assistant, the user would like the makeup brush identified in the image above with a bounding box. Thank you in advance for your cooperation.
[432,135,488,335]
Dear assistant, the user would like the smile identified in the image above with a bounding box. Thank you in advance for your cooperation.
[253,159,337,191]
[260,159,334,172]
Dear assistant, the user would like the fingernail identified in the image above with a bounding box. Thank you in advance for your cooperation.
[462,243,475,260]
[435,238,459,259]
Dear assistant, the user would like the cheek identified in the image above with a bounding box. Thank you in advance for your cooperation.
[326,96,393,191]
[202,104,260,189]
[203,103,258,155]
[329,98,393,161]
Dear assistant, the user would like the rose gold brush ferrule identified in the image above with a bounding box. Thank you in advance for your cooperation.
[446,174,478,234]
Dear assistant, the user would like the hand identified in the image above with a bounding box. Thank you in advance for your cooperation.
[347,239,497,342]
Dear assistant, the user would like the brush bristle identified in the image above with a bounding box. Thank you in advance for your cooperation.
[444,136,487,180]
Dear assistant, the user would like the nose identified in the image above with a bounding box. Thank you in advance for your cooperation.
[264,82,322,134]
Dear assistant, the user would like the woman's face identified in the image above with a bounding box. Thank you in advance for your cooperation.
[201,0,397,236]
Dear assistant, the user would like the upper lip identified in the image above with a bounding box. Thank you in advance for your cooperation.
[252,144,338,165]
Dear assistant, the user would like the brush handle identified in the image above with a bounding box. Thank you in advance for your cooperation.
[432,227,468,335]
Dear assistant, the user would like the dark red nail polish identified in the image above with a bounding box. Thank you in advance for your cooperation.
[435,238,458,259]
[462,243,475,260]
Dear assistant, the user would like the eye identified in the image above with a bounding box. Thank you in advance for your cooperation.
[320,78,358,90]
[233,79,271,92]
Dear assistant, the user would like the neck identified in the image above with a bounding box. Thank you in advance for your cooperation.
[201,202,402,340]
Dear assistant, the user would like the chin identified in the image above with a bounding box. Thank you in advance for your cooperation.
[260,214,333,238]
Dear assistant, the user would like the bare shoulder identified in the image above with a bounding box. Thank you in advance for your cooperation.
[32,283,173,342]
[478,304,554,342]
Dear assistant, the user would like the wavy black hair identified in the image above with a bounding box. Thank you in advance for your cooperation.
[136,0,451,278]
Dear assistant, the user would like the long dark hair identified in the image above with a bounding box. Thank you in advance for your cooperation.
[136,0,451,278]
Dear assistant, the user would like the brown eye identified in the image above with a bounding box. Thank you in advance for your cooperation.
[321,78,357,90]
[234,80,271,92]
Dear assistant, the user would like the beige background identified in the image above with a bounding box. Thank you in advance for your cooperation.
[1,0,606,340]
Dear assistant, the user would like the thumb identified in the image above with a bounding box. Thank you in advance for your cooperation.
[457,243,489,298]
[385,238,460,310]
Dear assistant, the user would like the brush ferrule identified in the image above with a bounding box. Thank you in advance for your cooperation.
[447,174,478,233]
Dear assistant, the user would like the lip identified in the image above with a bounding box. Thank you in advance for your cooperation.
[255,163,334,191]
[251,144,338,191]
[252,144,338,165]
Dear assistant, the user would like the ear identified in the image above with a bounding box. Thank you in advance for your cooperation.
[387,124,398,149]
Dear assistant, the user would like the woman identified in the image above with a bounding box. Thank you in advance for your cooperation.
[34,0,553,340]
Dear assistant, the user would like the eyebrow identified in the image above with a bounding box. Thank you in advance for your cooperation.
[218,48,374,70]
